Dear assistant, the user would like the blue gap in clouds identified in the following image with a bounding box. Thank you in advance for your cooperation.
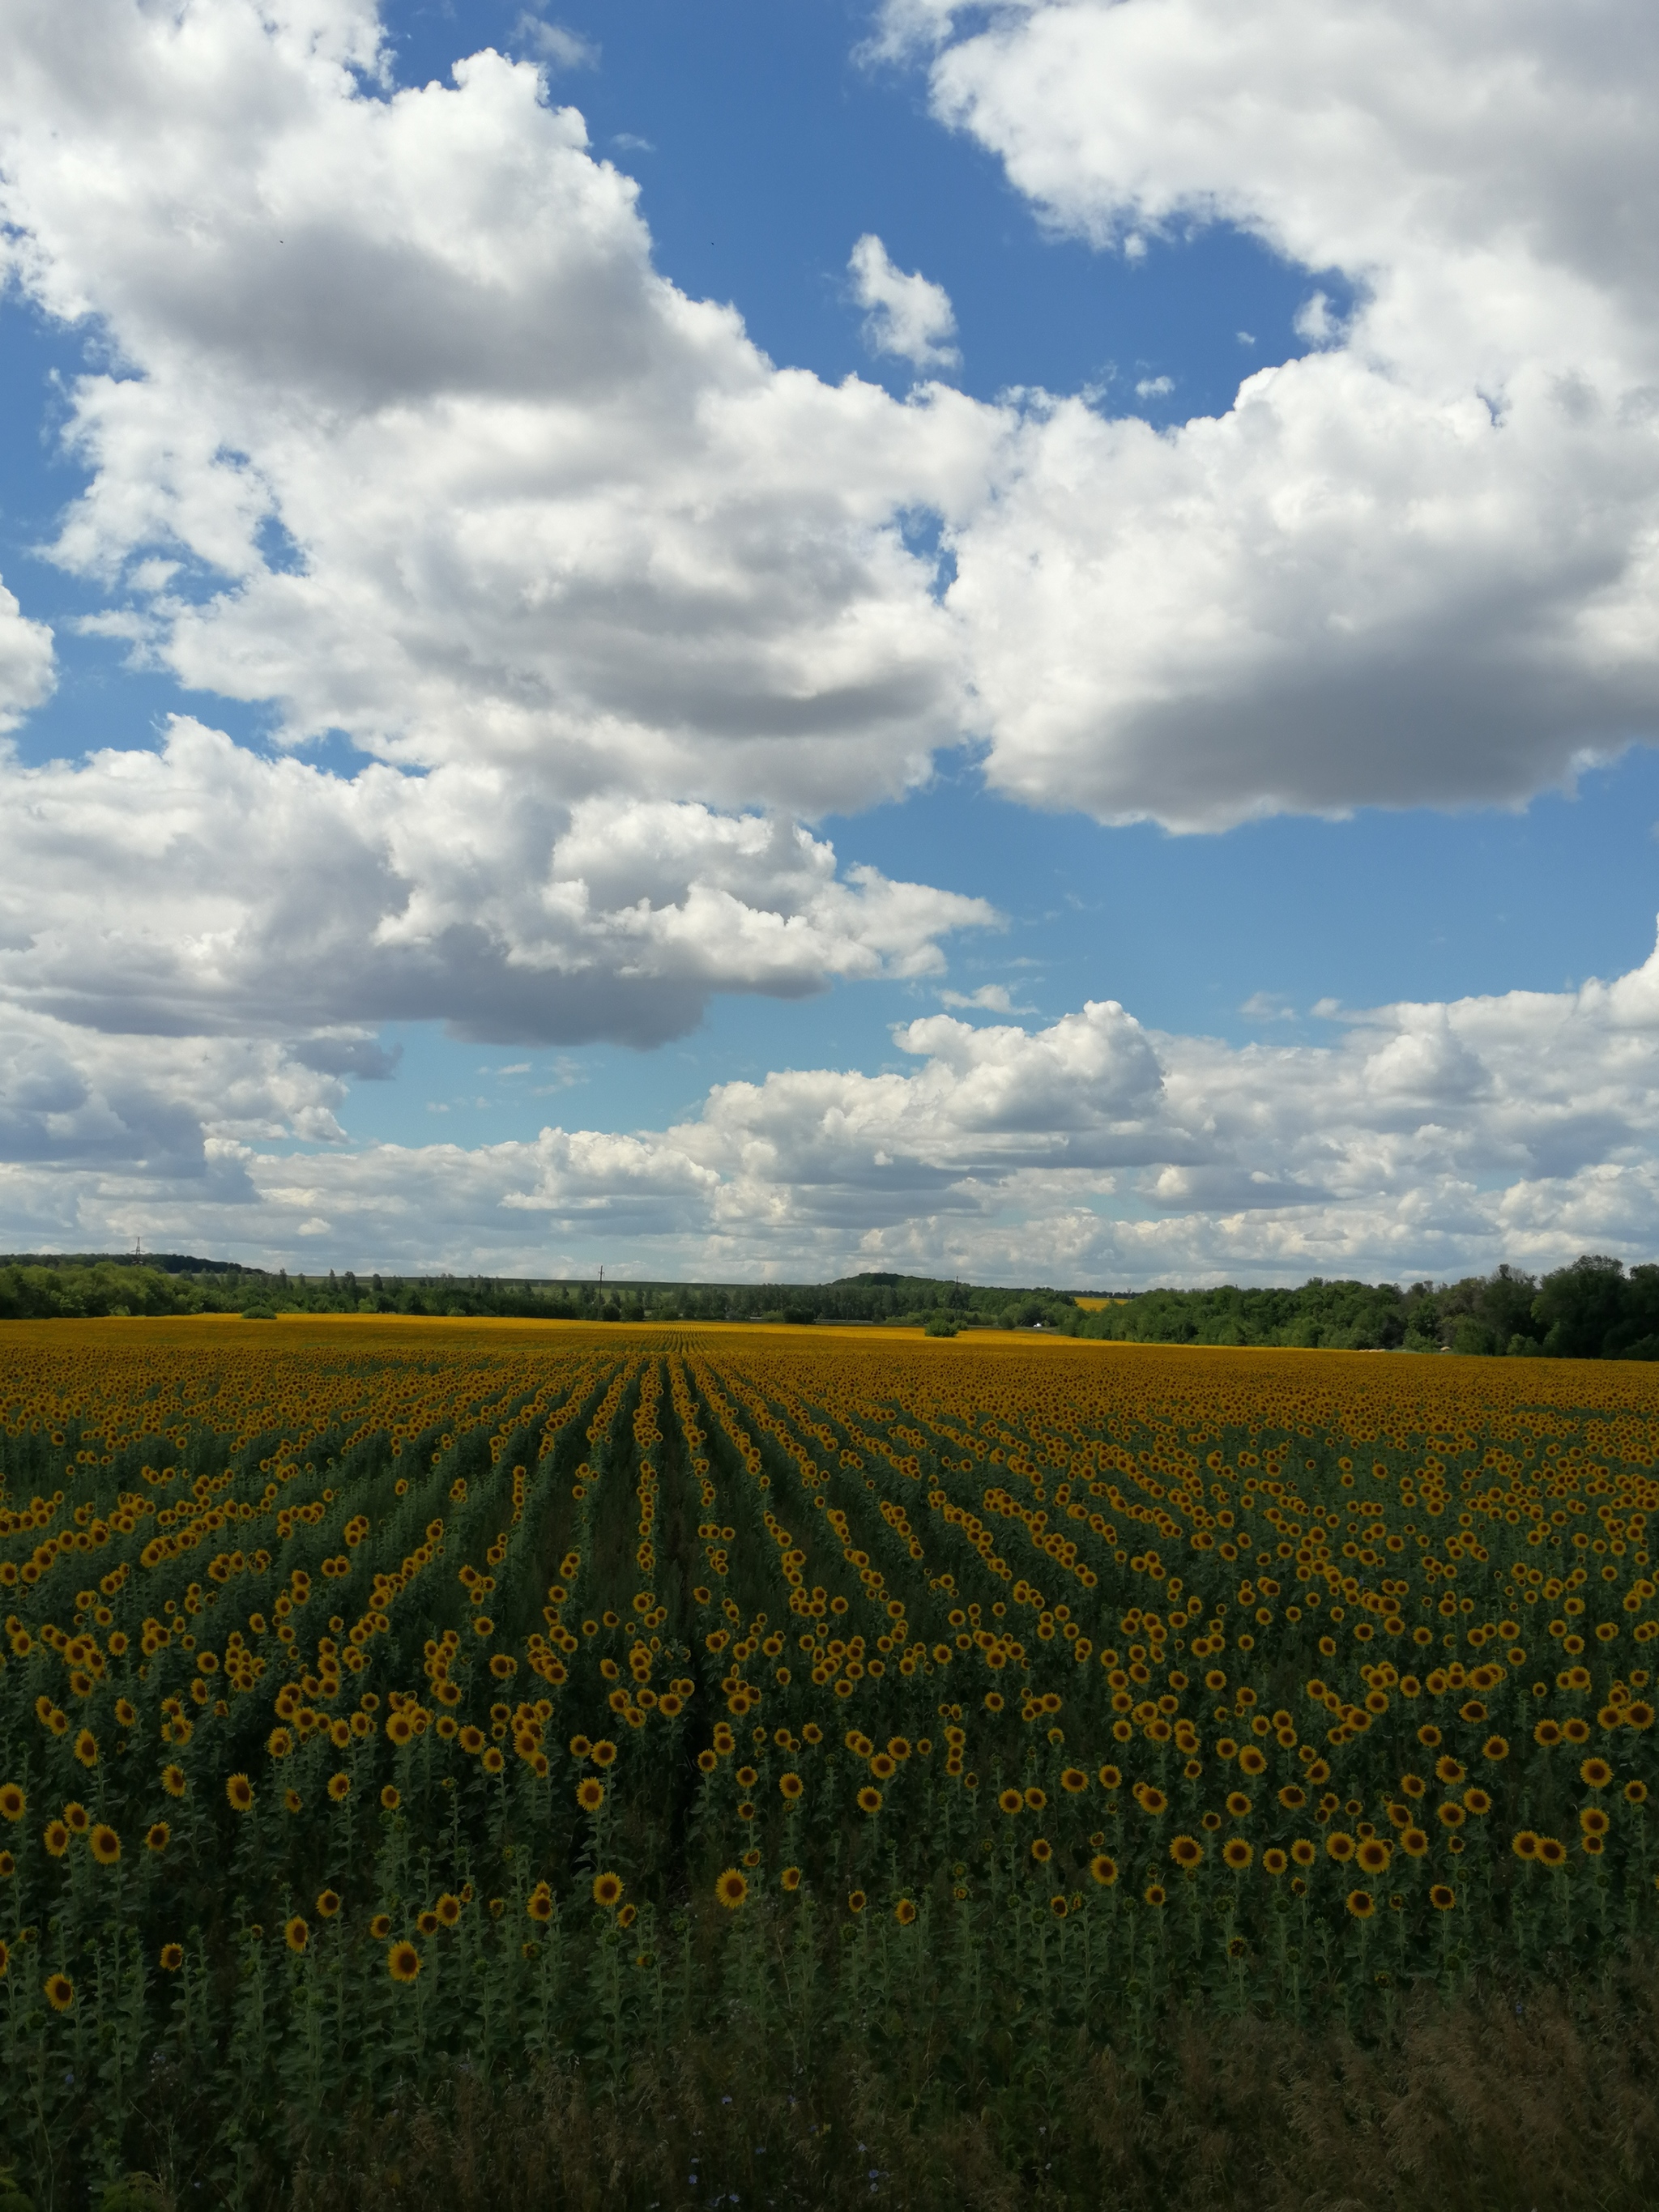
[386,0,1330,416]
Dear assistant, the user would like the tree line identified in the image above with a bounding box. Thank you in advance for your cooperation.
[1,1251,1655,1359]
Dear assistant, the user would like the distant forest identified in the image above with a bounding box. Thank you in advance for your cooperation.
[0,1250,1655,1360]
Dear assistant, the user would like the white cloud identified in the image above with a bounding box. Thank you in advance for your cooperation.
[512,14,598,71]
[0,719,995,1050]
[0,576,56,727]
[1133,374,1173,398]
[15,927,1659,1282]
[0,2,999,820]
[848,233,961,372]
[898,0,1659,826]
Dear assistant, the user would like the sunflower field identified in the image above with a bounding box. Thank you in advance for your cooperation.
[3,1317,1659,2206]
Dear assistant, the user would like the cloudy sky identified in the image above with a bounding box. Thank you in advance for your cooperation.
[2,0,1658,1287]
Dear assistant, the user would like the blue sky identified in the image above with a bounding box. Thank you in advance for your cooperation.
[0,0,1657,1283]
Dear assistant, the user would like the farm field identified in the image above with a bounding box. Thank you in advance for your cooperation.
[4,1318,1659,2209]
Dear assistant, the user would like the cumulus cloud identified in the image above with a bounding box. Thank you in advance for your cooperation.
[848,234,961,372]
[0,576,56,727]
[0,1,996,818]
[0,719,995,1049]
[898,0,1659,826]
[15,927,1659,1281]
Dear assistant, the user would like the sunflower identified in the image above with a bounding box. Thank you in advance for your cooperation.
[0,1785,22,1823]
[1357,1837,1392,1874]
[1536,1835,1567,1869]
[1222,1838,1253,1871]
[145,1822,169,1854]
[1098,1763,1122,1790]
[317,1889,342,1919]
[1060,1767,1089,1794]
[1580,1805,1610,1837]
[285,1791,304,1815]
[460,1727,486,1756]
[1437,1802,1466,1830]
[44,1972,75,2013]
[381,1784,401,1812]
[1483,1735,1509,1762]
[716,1869,749,1910]
[527,1886,553,1924]
[1534,1719,1563,1747]
[576,1779,605,1813]
[1345,1889,1375,1920]
[1400,1827,1430,1857]
[1512,1830,1539,1860]
[778,1771,804,1800]
[387,1941,422,1984]
[89,1824,120,1867]
[782,1865,802,1891]
[1138,1785,1169,1817]
[1290,1838,1317,1867]
[1263,1848,1289,1877]
[1226,1792,1252,1819]
[1030,1838,1053,1864]
[1143,1882,1166,1907]
[1090,1854,1118,1886]
[64,1802,89,1834]
[1325,1831,1356,1863]
[159,1944,184,1973]
[267,1728,294,1759]
[436,1891,462,1927]
[369,1913,393,1941]
[847,1889,866,1914]
[1434,1755,1466,1786]
[43,1821,69,1858]
[1429,1884,1456,1912]
[1170,1835,1204,1869]
[285,1916,309,1954]
[1626,1780,1649,1805]
[1278,1784,1307,1810]
[893,1897,918,1925]
[1580,1757,1613,1790]
[857,1786,883,1814]
[225,1774,254,1813]
[327,1772,351,1803]
[592,1871,624,1908]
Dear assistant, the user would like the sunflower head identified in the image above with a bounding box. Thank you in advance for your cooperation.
[592,1872,624,1909]
[88,1824,120,1867]
[387,1940,421,1984]
[44,1972,74,2013]
[715,1869,749,1911]
[159,1944,184,1973]
[285,1916,309,1954]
